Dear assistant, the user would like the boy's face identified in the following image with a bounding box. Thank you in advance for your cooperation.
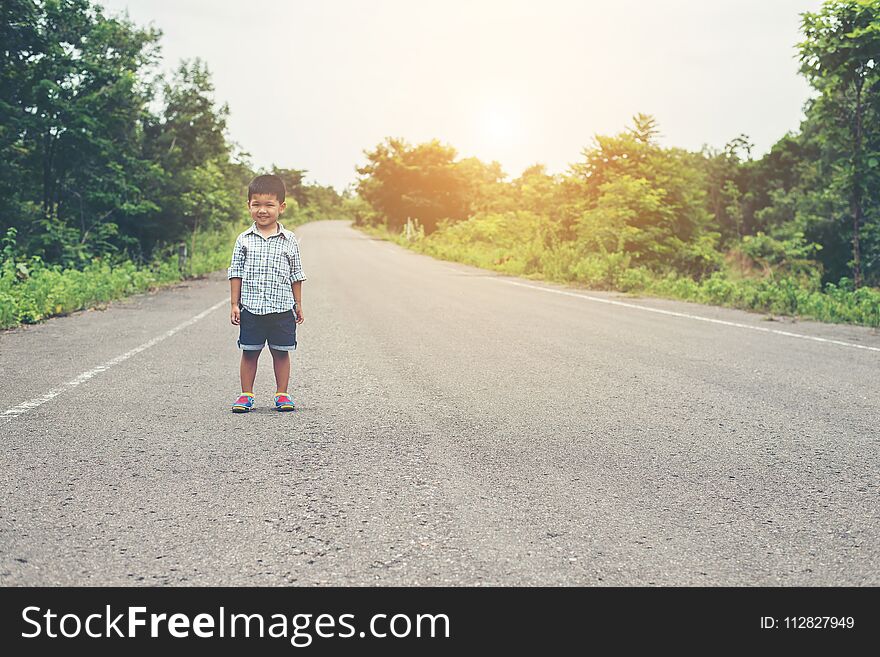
[248,193,285,228]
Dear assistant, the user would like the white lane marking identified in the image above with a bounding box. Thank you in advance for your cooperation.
[494,279,880,354]
[2,298,228,419]
[355,230,878,353]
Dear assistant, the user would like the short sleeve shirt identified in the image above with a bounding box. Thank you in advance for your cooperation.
[227,222,306,315]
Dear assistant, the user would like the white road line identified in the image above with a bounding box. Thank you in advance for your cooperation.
[2,298,228,419]
[357,229,877,352]
[494,279,880,354]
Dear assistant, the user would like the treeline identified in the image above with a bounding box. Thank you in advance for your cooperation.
[0,0,349,327]
[354,0,880,326]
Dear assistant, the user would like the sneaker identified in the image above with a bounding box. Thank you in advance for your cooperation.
[232,393,255,413]
[274,393,295,412]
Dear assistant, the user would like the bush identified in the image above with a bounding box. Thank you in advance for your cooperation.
[0,225,241,330]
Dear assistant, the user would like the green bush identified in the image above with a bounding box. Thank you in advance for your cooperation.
[0,225,241,330]
[640,272,880,326]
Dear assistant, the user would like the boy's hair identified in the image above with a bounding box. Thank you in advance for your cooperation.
[248,174,286,203]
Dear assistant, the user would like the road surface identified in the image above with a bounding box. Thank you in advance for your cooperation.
[1,220,878,585]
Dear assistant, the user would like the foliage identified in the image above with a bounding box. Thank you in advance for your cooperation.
[0,0,340,329]
[354,3,880,326]
[419,211,556,276]
[569,115,721,278]
[0,0,164,265]
[798,0,880,288]
[714,0,880,287]
[0,222,241,329]
[3,0,879,329]
[270,166,356,225]
[356,138,503,233]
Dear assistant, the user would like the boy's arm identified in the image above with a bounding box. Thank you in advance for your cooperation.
[230,277,242,325]
[228,235,245,325]
[290,237,306,325]
[292,280,303,324]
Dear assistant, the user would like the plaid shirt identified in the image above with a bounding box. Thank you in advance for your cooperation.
[228,222,306,315]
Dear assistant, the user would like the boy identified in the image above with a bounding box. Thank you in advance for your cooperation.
[228,174,306,412]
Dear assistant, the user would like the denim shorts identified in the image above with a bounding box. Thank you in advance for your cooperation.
[238,307,297,351]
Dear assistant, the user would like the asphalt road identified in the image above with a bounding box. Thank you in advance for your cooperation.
[1,220,878,585]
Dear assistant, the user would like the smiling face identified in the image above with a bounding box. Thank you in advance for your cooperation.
[248,193,286,230]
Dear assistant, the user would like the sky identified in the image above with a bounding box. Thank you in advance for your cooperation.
[97,0,825,191]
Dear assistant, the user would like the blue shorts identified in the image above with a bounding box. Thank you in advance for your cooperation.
[238,307,297,351]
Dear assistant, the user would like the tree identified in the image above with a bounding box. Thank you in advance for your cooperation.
[0,0,43,236]
[356,138,474,233]
[140,58,243,256]
[178,159,240,271]
[271,167,309,208]
[799,0,880,288]
[145,59,229,171]
[0,0,162,264]
[570,115,720,276]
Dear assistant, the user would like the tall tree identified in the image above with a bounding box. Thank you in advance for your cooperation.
[0,0,43,234]
[1,0,162,263]
[799,0,880,288]
[140,58,241,257]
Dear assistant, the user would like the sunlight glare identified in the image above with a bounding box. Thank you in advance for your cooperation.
[480,106,519,142]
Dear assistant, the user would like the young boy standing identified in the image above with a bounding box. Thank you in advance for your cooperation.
[228,174,306,412]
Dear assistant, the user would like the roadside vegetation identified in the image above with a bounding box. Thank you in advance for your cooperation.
[0,0,353,329]
[3,1,878,329]
[353,0,880,327]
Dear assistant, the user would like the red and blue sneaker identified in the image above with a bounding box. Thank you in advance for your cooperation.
[232,392,255,413]
[274,393,295,412]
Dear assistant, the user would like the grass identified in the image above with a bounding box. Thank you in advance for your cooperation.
[0,223,244,330]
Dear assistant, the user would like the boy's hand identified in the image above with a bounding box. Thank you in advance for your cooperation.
[231,304,241,325]
[295,305,304,325]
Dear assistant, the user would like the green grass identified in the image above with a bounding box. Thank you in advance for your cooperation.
[0,223,244,330]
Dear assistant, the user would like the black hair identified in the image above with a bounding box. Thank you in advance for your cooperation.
[248,174,286,203]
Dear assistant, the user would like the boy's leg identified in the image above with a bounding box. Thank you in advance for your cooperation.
[237,307,265,395]
[267,310,296,397]
[240,350,261,393]
[269,348,290,394]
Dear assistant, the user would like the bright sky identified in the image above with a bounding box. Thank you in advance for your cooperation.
[97,0,824,191]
